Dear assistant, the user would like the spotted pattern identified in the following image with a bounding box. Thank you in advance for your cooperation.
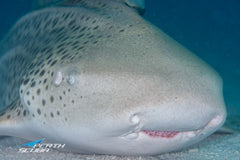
[0,0,139,125]
[0,99,30,122]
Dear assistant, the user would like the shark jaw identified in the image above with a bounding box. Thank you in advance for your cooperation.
[121,114,225,143]
[53,113,225,155]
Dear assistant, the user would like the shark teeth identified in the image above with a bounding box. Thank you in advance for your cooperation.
[141,130,179,138]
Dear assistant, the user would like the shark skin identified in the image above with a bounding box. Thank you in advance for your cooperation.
[0,0,226,155]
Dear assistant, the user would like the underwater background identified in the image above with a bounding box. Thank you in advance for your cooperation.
[144,0,240,117]
[0,0,239,159]
[0,0,239,116]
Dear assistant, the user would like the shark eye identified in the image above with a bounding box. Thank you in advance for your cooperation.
[66,69,78,85]
[53,67,78,87]
[54,71,63,86]
[67,75,75,85]
[130,114,140,124]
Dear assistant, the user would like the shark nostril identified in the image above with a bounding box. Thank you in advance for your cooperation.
[120,114,142,138]
[130,114,140,125]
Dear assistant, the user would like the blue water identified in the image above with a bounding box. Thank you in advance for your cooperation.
[0,0,239,115]
[143,0,240,115]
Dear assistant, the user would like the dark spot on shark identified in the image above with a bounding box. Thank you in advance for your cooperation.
[50,96,54,103]
[46,54,52,60]
[119,29,125,32]
[72,41,79,46]
[31,81,36,87]
[43,78,47,84]
[61,55,68,60]
[93,25,99,30]
[46,48,53,54]
[39,70,45,77]
[88,35,94,39]
[57,48,65,54]
[23,78,30,85]
[50,112,54,118]
[78,46,84,50]
[77,33,84,38]
[47,59,52,65]
[80,27,86,32]
[52,18,59,27]
[72,26,81,32]
[23,110,27,116]
[86,17,90,21]
[34,69,40,76]
[42,99,46,106]
[37,60,44,67]
[68,20,76,26]
[37,108,41,115]
[50,60,57,67]
[0,111,6,117]
[37,89,41,95]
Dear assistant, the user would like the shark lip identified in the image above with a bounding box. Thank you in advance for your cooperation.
[141,130,180,138]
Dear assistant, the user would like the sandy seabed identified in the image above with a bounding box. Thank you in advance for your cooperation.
[0,131,239,160]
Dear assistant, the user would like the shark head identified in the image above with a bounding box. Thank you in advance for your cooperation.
[0,0,226,155]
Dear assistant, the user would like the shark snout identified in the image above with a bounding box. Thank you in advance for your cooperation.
[121,105,226,141]
[126,102,226,134]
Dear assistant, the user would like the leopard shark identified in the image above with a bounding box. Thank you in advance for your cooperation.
[0,0,226,155]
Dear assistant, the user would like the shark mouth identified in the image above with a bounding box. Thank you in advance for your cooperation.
[142,130,179,138]
[122,114,224,140]
[122,129,182,140]
[126,114,180,139]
